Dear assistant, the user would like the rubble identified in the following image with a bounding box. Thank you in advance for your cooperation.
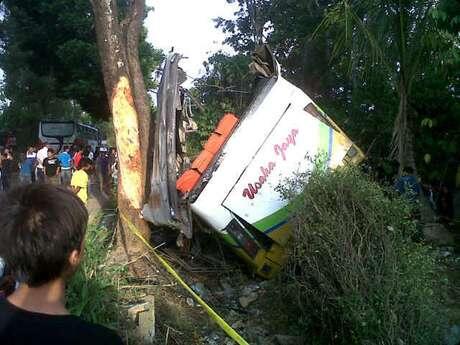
[239,291,258,308]
[186,297,195,307]
[127,297,155,343]
[274,334,303,345]
[423,223,455,246]
[191,282,210,299]
[127,302,149,322]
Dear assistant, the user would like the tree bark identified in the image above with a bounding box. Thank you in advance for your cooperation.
[391,76,416,175]
[125,1,152,199]
[90,0,150,255]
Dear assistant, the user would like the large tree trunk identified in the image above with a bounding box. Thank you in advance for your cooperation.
[391,76,416,175]
[90,0,150,256]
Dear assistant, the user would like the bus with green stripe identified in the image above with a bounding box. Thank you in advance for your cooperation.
[186,50,364,278]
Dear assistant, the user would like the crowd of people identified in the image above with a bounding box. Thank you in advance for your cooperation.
[0,143,119,204]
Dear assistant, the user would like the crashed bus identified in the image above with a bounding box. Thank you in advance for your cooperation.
[143,46,364,278]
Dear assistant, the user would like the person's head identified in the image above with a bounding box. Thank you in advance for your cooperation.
[47,148,55,158]
[0,184,88,287]
[402,166,414,175]
[78,158,92,171]
[63,145,69,152]
[78,146,84,153]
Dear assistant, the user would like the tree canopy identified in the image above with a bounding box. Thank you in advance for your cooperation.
[0,0,163,146]
[210,0,460,183]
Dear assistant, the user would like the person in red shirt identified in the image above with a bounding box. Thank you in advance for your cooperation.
[72,147,84,170]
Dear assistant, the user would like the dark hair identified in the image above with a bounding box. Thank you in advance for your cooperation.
[48,148,55,154]
[78,158,92,170]
[0,184,88,287]
[403,166,414,175]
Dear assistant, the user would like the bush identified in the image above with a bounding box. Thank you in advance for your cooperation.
[279,166,444,344]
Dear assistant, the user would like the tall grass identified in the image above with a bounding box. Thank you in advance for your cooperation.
[277,166,444,344]
[66,214,124,329]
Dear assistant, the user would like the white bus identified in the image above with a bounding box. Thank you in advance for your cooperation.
[145,48,365,279]
[38,120,102,151]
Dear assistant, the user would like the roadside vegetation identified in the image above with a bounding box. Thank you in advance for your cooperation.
[67,213,124,329]
[275,166,444,344]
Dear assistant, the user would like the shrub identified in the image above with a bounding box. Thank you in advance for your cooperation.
[279,166,444,344]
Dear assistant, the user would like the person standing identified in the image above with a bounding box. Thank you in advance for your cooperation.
[395,166,421,203]
[95,148,110,195]
[43,149,61,185]
[19,153,34,185]
[71,158,92,205]
[26,147,37,183]
[86,145,94,161]
[0,152,13,191]
[36,143,48,183]
[26,147,36,159]
[57,146,72,186]
[72,147,83,171]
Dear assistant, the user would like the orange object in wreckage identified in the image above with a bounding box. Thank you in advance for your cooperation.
[176,113,239,194]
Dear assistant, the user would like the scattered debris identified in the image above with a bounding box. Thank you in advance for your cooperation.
[237,281,261,307]
[423,223,455,245]
[127,302,150,322]
[191,282,210,299]
[127,297,155,343]
[241,283,260,296]
[274,334,303,345]
[186,297,195,307]
[203,332,221,345]
[230,320,245,329]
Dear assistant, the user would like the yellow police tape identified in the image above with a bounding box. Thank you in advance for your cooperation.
[120,214,250,345]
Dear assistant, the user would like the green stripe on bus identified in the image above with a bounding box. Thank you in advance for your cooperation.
[319,122,330,154]
[253,206,290,232]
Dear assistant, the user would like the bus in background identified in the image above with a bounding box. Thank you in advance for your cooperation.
[38,120,102,151]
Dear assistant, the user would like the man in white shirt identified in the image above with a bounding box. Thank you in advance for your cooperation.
[36,143,48,183]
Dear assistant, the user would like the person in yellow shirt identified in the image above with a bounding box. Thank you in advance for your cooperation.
[71,158,92,204]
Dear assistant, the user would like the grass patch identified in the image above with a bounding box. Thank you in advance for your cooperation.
[66,213,125,329]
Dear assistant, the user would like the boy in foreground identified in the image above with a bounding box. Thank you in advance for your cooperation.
[0,184,123,344]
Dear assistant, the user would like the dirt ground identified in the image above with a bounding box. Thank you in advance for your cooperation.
[86,180,296,345]
[88,184,460,345]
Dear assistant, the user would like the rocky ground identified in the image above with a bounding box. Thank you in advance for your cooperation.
[87,184,460,345]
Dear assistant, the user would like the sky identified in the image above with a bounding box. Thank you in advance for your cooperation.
[145,0,238,87]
